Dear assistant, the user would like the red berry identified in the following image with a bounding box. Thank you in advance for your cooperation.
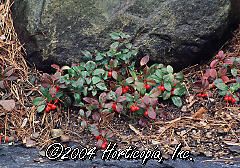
[144,84,151,90]
[112,103,117,111]
[158,85,165,91]
[55,86,60,92]
[51,104,57,110]
[224,95,231,102]
[197,93,202,97]
[130,105,136,112]
[135,106,140,111]
[202,93,208,97]
[122,88,127,94]
[144,111,148,117]
[125,86,129,91]
[227,96,232,102]
[231,98,236,104]
[45,106,51,112]
[95,135,101,140]
[101,141,108,149]
[108,71,112,77]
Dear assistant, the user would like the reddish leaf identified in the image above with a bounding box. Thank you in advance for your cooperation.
[219,68,227,76]
[41,73,53,87]
[224,58,233,65]
[145,79,156,85]
[149,88,161,98]
[117,96,126,103]
[104,103,113,109]
[51,64,60,71]
[148,107,156,120]
[138,103,147,109]
[115,87,122,96]
[83,97,99,105]
[149,98,158,107]
[112,71,118,80]
[99,93,107,103]
[221,75,229,83]
[202,79,209,90]
[216,50,225,60]
[143,95,150,105]
[203,69,210,79]
[116,104,123,113]
[209,69,217,78]
[0,99,15,111]
[210,59,218,68]
[140,55,149,66]
[92,113,100,121]
[49,87,57,97]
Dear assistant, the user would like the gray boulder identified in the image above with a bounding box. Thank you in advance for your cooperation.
[12,0,239,71]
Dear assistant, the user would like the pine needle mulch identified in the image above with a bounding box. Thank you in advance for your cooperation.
[0,0,239,164]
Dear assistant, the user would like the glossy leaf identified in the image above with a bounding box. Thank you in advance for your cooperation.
[171,96,182,107]
[140,55,149,66]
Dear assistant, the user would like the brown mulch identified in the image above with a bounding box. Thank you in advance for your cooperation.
[0,0,239,164]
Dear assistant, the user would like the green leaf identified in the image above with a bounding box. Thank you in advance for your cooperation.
[74,93,81,104]
[85,77,92,85]
[55,92,63,98]
[175,72,184,81]
[83,87,88,96]
[81,71,89,78]
[164,82,172,91]
[171,96,182,107]
[96,83,107,91]
[68,69,77,77]
[81,120,87,128]
[37,104,46,113]
[110,42,119,49]
[231,68,238,77]
[230,83,240,92]
[130,70,137,79]
[81,50,92,60]
[163,91,171,100]
[126,77,134,84]
[92,69,105,76]
[92,76,101,84]
[135,81,144,92]
[174,86,186,96]
[85,61,96,71]
[95,53,104,61]
[214,78,224,85]
[92,90,97,96]
[33,97,45,106]
[163,74,174,83]
[125,93,134,102]
[107,91,117,100]
[167,65,174,74]
[79,109,85,117]
[215,83,228,91]
[218,90,228,96]
[110,32,120,40]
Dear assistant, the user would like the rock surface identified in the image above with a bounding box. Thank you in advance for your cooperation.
[12,0,239,71]
[0,145,239,168]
